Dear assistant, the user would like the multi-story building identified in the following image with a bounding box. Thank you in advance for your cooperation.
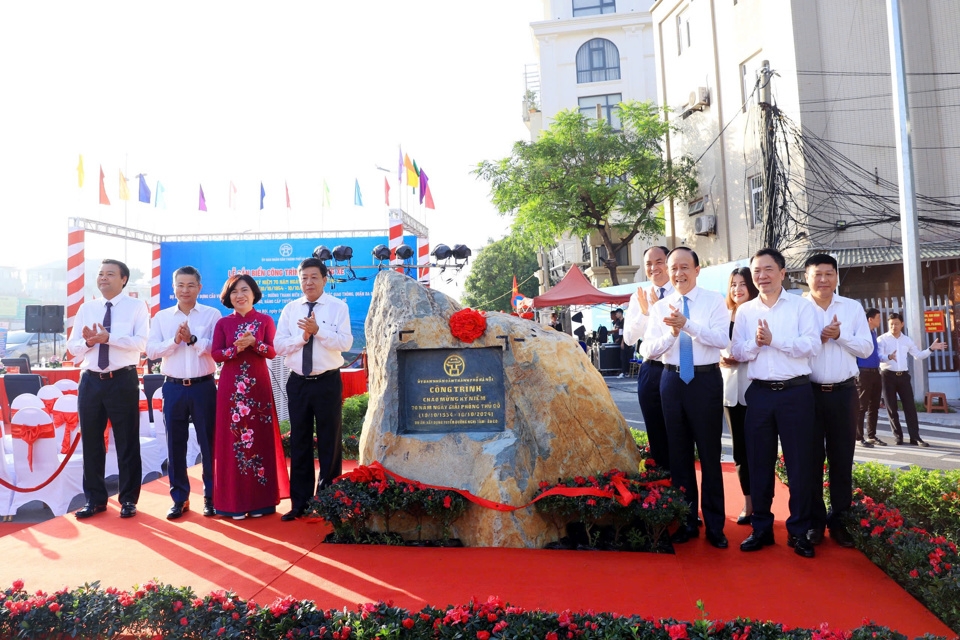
[527,0,660,289]
[648,0,960,300]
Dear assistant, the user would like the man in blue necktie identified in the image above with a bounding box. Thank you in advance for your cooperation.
[640,247,730,549]
[855,308,885,447]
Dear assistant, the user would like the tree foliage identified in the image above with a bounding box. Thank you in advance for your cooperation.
[475,101,698,285]
[461,235,539,313]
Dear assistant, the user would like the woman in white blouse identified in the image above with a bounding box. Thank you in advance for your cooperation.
[720,267,759,525]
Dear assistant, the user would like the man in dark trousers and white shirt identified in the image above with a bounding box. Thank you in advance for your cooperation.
[878,312,946,446]
[623,246,674,470]
[275,258,353,521]
[732,248,821,558]
[803,254,873,548]
[146,265,220,519]
[641,247,730,548]
[67,259,149,519]
[855,308,886,447]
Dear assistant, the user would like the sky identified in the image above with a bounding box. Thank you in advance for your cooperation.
[0,1,543,300]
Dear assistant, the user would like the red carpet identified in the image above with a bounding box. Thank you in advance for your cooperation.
[0,462,951,636]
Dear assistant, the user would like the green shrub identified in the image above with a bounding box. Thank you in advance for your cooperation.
[342,393,369,438]
[852,461,897,504]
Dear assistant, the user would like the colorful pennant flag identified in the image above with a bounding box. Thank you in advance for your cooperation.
[398,146,403,182]
[419,168,429,205]
[77,155,84,188]
[404,154,419,189]
[228,181,237,210]
[155,181,166,209]
[260,182,265,210]
[118,171,131,201]
[412,159,420,193]
[384,176,390,206]
[323,180,331,207]
[98,166,110,205]
[354,179,363,206]
[285,181,291,209]
[137,174,151,204]
[199,185,207,211]
[424,182,436,210]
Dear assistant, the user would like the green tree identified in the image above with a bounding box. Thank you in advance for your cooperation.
[475,101,697,285]
[461,235,539,312]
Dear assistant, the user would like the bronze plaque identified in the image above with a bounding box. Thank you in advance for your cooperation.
[398,347,506,434]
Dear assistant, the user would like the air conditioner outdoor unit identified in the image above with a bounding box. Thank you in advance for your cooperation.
[688,87,710,110]
[694,214,717,236]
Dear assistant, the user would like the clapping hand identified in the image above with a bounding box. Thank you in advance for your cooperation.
[663,304,687,336]
[297,312,318,341]
[234,330,256,352]
[175,321,191,344]
[636,286,650,316]
[82,323,109,345]
[821,314,841,343]
[756,319,772,347]
[930,338,948,351]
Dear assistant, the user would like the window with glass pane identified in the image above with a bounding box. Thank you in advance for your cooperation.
[578,94,623,130]
[576,39,621,84]
[572,0,616,17]
[749,175,764,227]
[677,9,691,55]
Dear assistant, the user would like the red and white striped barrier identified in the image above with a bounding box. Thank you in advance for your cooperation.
[388,216,403,273]
[66,226,85,334]
[150,243,160,317]
[418,235,430,286]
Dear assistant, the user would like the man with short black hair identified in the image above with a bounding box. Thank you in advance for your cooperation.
[878,313,946,446]
[856,308,886,447]
[732,248,821,558]
[623,246,674,469]
[147,265,220,519]
[275,258,353,520]
[67,259,149,520]
[803,254,873,548]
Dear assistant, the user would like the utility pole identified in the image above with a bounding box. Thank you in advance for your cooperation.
[886,0,927,401]
[758,61,777,250]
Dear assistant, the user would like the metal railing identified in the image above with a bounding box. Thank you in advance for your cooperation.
[858,295,955,372]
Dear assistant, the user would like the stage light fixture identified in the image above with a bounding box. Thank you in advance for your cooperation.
[332,245,353,262]
[313,245,332,261]
[372,244,391,261]
[432,244,452,261]
[395,244,414,260]
[452,244,472,261]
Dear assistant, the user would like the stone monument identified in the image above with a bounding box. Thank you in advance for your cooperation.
[359,270,641,547]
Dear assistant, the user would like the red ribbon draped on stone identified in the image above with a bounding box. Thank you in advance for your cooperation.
[53,411,80,454]
[347,461,668,512]
[10,422,56,472]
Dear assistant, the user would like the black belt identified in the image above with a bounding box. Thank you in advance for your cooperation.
[752,375,809,391]
[882,370,908,377]
[858,367,879,371]
[665,363,719,374]
[643,360,664,368]
[290,369,339,382]
[812,377,856,392]
[165,374,215,387]
[89,365,137,380]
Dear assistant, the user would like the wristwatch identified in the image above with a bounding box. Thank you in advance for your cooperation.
[188,335,198,346]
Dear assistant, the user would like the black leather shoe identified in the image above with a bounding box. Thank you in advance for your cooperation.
[807,528,824,546]
[280,507,304,522]
[670,524,699,544]
[75,503,107,519]
[203,497,215,517]
[830,526,855,548]
[740,529,774,551]
[793,535,815,558]
[915,439,930,448]
[895,439,905,445]
[858,439,874,448]
[705,530,728,549]
[119,503,138,519]
[166,501,190,520]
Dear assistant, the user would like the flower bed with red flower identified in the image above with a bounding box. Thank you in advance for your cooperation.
[0,580,937,639]
[534,463,689,552]
[304,465,468,545]
[449,308,487,343]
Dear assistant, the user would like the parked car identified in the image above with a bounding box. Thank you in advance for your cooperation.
[3,331,66,365]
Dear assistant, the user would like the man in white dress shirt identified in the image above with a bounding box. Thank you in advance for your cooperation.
[66,259,149,519]
[732,248,821,558]
[146,266,220,519]
[878,312,946,446]
[803,254,873,548]
[275,258,354,521]
[641,247,730,549]
[623,246,674,470]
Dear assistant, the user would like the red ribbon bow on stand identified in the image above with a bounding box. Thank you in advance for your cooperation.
[41,398,57,414]
[10,422,56,472]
